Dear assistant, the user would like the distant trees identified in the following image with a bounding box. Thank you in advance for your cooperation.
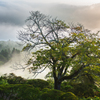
[18,11,100,90]
[12,48,20,54]
[0,48,20,65]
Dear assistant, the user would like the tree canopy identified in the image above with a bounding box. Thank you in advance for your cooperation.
[18,11,100,90]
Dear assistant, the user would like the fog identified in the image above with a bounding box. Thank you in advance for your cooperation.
[1,2,100,40]
[0,52,49,79]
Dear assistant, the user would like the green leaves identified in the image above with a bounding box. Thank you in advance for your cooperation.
[27,30,100,81]
[22,43,32,51]
[19,11,100,89]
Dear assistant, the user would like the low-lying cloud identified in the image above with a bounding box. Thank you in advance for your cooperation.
[0,52,49,79]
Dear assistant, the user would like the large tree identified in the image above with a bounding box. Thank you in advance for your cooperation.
[18,11,100,90]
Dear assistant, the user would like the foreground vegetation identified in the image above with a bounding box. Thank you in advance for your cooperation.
[0,73,100,100]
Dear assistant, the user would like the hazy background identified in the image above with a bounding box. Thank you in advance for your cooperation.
[0,0,100,41]
[0,0,100,79]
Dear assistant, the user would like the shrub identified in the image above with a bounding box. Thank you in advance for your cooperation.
[40,89,64,100]
[47,79,54,89]
[1,73,26,84]
[59,92,78,100]
[26,79,49,89]
[72,83,94,97]
[41,89,78,100]
[0,84,40,100]
[17,84,40,100]
[94,91,100,97]
[61,82,73,92]
[0,77,8,85]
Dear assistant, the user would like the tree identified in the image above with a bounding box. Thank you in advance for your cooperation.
[12,48,20,54]
[18,11,100,90]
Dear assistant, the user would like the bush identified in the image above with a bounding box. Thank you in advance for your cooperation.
[47,79,54,89]
[59,92,78,100]
[40,89,77,100]
[17,84,40,100]
[26,79,49,89]
[7,76,26,84]
[94,91,100,97]
[72,83,94,97]
[61,82,73,92]
[1,73,26,84]
[61,82,95,97]
[41,89,64,100]
[0,77,8,85]
[0,84,40,100]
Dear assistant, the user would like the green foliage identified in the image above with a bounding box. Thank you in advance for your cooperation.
[22,43,32,51]
[61,81,97,97]
[79,96,100,100]
[72,83,94,97]
[17,84,40,100]
[19,11,100,90]
[0,83,79,100]
[0,49,10,60]
[40,89,65,100]
[0,79,8,85]
[0,49,11,65]
[61,82,73,92]
[59,92,78,100]
[94,91,100,97]
[41,88,78,100]
[12,48,20,54]
[0,84,40,100]
[0,74,100,99]
[0,41,22,52]
[0,41,21,65]
[2,73,26,84]
[26,79,49,89]
[0,54,7,62]
[47,79,54,89]
[0,76,8,85]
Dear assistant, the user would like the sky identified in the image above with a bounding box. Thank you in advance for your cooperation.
[0,0,100,41]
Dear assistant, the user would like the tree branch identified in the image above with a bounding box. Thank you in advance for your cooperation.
[59,63,90,82]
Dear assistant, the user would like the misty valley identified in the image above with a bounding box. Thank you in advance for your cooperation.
[0,40,48,79]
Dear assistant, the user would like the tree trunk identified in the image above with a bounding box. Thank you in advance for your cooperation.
[54,78,61,90]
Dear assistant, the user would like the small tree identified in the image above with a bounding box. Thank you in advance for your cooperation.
[18,11,100,90]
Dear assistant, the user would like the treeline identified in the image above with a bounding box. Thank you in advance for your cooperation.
[0,40,23,65]
[0,48,20,65]
[0,40,22,52]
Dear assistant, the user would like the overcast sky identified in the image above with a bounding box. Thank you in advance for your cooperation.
[0,0,100,41]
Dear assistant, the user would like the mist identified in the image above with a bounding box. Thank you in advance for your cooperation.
[0,51,49,79]
[1,1,100,40]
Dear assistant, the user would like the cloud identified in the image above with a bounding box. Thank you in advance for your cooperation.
[74,4,100,30]
[1,0,100,30]
[0,1,29,26]
[0,1,100,40]
[46,3,100,31]
[0,25,21,41]
[0,0,51,26]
